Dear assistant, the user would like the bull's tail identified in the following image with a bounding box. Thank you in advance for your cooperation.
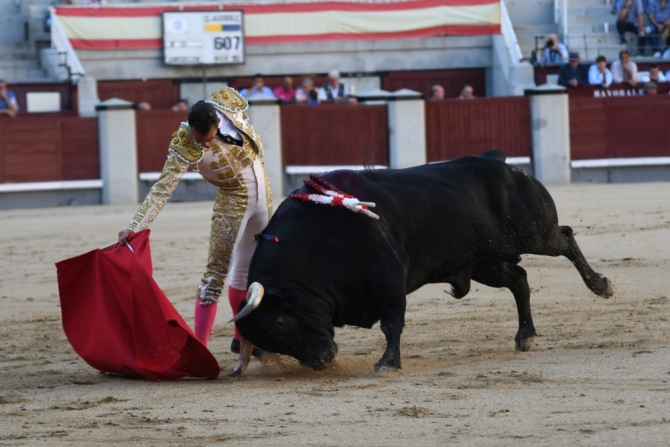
[479,150,506,163]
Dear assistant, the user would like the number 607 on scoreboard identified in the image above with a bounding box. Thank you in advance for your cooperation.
[163,10,245,66]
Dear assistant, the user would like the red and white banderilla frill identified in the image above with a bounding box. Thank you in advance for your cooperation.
[290,174,379,220]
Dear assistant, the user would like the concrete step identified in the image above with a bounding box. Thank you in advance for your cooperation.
[514,23,559,36]
[504,0,555,26]
[0,42,33,54]
[568,5,617,17]
[0,67,48,82]
[0,0,20,14]
[0,59,40,69]
[0,14,27,44]
[569,23,619,34]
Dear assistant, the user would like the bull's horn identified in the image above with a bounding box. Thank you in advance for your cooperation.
[228,282,264,323]
[225,336,253,377]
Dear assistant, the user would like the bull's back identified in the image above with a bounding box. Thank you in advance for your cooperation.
[350,157,558,285]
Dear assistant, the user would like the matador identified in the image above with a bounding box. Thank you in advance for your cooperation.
[118,87,272,354]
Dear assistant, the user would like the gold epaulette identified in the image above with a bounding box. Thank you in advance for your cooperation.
[208,87,248,112]
[169,124,203,164]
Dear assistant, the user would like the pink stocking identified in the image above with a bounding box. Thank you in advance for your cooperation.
[228,286,247,341]
[194,298,218,348]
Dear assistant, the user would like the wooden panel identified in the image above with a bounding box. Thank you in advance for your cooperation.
[0,118,61,183]
[425,97,531,162]
[382,69,486,99]
[567,84,670,98]
[60,117,100,180]
[281,104,388,166]
[98,80,180,110]
[604,97,670,158]
[570,96,670,160]
[136,110,189,172]
[569,98,607,160]
[0,115,100,183]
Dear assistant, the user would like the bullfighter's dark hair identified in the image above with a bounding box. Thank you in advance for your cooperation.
[188,101,218,135]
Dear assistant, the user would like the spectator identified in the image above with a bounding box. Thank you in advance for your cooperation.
[539,33,569,64]
[588,56,614,87]
[295,77,314,103]
[136,101,152,111]
[171,99,189,112]
[611,50,639,85]
[240,74,275,98]
[644,81,659,94]
[0,80,18,118]
[457,85,475,100]
[273,76,296,103]
[648,0,670,57]
[640,63,667,82]
[318,70,349,103]
[429,85,445,101]
[616,0,647,55]
[306,89,320,105]
[558,52,589,87]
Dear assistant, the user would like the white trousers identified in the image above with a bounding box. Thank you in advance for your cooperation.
[227,158,270,290]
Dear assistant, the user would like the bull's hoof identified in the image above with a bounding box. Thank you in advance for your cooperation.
[373,364,400,374]
[599,277,614,299]
[515,337,534,352]
[373,358,401,373]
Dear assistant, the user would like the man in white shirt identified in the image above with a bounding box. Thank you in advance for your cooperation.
[610,50,638,86]
[588,56,614,87]
[318,70,349,103]
[640,64,667,82]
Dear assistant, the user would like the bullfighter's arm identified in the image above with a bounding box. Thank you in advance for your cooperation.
[125,152,189,232]
[126,124,203,232]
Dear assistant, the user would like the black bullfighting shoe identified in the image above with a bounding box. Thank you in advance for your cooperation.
[230,338,266,358]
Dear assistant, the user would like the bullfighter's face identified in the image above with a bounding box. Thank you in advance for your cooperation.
[235,287,338,370]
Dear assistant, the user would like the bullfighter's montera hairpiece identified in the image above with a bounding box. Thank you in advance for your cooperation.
[290,174,379,220]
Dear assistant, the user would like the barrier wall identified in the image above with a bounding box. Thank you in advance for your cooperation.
[135,110,188,172]
[98,80,180,110]
[0,115,98,183]
[570,96,670,160]
[425,97,531,162]
[382,69,486,100]
[280,104,388,166]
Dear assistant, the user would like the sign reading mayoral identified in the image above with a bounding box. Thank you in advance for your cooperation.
[163,10,245,65]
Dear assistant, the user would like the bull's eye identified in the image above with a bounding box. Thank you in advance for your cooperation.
[277,318,285,327]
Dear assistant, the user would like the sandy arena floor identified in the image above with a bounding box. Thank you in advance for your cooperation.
[0,182,669,446]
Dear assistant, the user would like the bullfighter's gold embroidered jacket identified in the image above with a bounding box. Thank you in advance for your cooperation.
[126,87,273,301]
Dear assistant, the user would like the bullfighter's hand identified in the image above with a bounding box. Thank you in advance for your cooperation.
[118,229,132,244]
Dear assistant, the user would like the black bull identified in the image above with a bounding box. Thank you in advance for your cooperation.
[230,152,613,375]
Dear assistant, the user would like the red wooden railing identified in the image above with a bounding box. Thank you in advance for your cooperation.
[0,115,98,184]
[98,79,180,110]
[425,97,532,162]
[570,95,670,160]
[382,69,486,100]
[280,104,388,166]
[135,110,189,172]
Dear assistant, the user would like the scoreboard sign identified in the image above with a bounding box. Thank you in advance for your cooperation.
[163,10,245,65]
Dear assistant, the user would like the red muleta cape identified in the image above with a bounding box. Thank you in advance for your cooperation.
[55,230,220,381]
